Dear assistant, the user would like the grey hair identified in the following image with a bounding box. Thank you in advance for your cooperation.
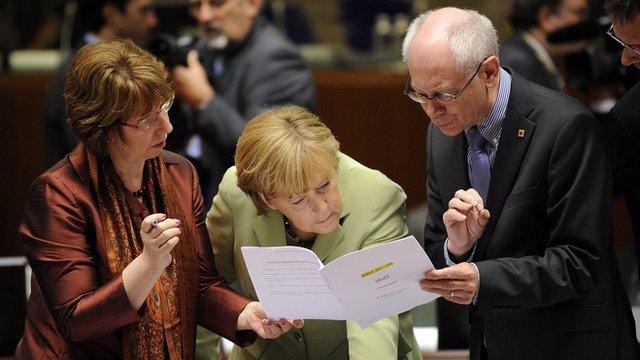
[402,8,498,74]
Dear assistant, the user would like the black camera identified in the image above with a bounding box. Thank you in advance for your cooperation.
[148,33,202,68]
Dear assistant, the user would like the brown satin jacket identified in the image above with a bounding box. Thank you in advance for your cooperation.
[15,144,254,359]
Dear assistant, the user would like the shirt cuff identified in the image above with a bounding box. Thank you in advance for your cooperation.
[443,237,477,266]
[469,262,480,304]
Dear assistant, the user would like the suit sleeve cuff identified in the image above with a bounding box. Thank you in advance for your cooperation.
[443,238,477,266]
[470,262,480,304]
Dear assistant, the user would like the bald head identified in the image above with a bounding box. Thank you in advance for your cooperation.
[403,7,498,74]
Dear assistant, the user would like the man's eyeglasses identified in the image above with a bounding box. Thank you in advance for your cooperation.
[120,96,175,131]
[404,58,487,104]
[606,25,640,58]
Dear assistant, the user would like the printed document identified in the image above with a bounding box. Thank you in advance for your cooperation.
[241,236,439,327]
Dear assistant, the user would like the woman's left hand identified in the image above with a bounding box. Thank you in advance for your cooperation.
[237,301,304,339]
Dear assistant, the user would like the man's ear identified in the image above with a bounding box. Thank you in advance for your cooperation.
[482,55,501,87]
[259,193,278,210]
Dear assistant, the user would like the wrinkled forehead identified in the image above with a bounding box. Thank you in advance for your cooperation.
[408,56,466,92]
[406,32,463,87]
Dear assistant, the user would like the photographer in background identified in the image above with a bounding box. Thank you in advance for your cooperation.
[605,0,640,282]
[42,0,158,168]
[167,0,316,211]
[500,0,590,91]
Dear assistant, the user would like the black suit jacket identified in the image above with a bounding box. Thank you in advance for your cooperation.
[424,69,639,360]
[612,82,640,278]
[500,33,560,91]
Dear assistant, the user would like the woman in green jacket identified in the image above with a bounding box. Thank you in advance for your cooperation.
[205,105,421,360]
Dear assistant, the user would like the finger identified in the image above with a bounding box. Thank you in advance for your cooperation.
[465,188,484,208]
[151,227,182,247]
[292,319,304,328]
[420,278,474,293]
[431,287,474,304]
[254,322,270,339]
[252,302,268,319]
[187,50,201,67]
[437,280,475,292]
[467,207,486,229]
[419,279,448,292]
[159,236,180,252]
[148,218,181,239]
[472,209,487,229]
[448,197,474,212]
[278,318,292,333]
[443,209,467,227]
[479,208,491,224]
[261,320,282,339]
[141,213,167,233]
[423,268,453,280]
[449,295,473,305]
[454,189,480,207]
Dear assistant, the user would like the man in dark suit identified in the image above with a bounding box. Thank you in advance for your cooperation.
[169,0,316,206]
[500,0,589,91]
[605,0,640,279]
[402,7,639,359]
[42,0,158,168]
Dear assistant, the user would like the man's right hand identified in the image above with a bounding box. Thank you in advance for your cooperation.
[444,188,490,256]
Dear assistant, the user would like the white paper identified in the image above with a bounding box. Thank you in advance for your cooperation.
[321,236,440,327]
[241,236,439,327]
[241,246,349,320]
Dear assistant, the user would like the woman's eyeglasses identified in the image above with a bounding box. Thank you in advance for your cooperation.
[120,96,175,130]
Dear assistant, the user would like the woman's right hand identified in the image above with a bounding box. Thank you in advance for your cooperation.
[139,213,182,271]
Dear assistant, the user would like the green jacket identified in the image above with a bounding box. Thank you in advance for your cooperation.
[202,153,421,360]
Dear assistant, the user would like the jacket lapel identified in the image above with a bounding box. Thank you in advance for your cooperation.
[433,124,469,204]
[314,226,346,262]
[475,70,536,259]
[252,211,287,247]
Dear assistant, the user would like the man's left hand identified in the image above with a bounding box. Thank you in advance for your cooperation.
[420,263,480,305]
[171,50,214,108]
[237,301,304,339]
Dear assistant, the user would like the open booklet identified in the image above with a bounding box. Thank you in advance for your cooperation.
[241,235,440,328]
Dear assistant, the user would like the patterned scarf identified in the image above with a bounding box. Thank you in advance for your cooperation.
[87,151,199,360]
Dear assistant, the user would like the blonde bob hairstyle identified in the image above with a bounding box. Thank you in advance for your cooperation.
[64,39,174,156]
[235,106,340,214]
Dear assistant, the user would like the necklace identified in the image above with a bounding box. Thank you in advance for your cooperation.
[284,218,316,249]
[283,217,298,239]
[132,187,145,198]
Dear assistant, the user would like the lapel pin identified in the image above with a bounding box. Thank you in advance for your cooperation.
[517,129,525,138]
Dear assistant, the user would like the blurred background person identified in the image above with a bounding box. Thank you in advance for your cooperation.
[500,0,590,91]
[207,105,421,360]
[605,0,640,283]
[261,0,316,44]
[16,39,299,359]
[165,0,316,210]
[43,0,158,168]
